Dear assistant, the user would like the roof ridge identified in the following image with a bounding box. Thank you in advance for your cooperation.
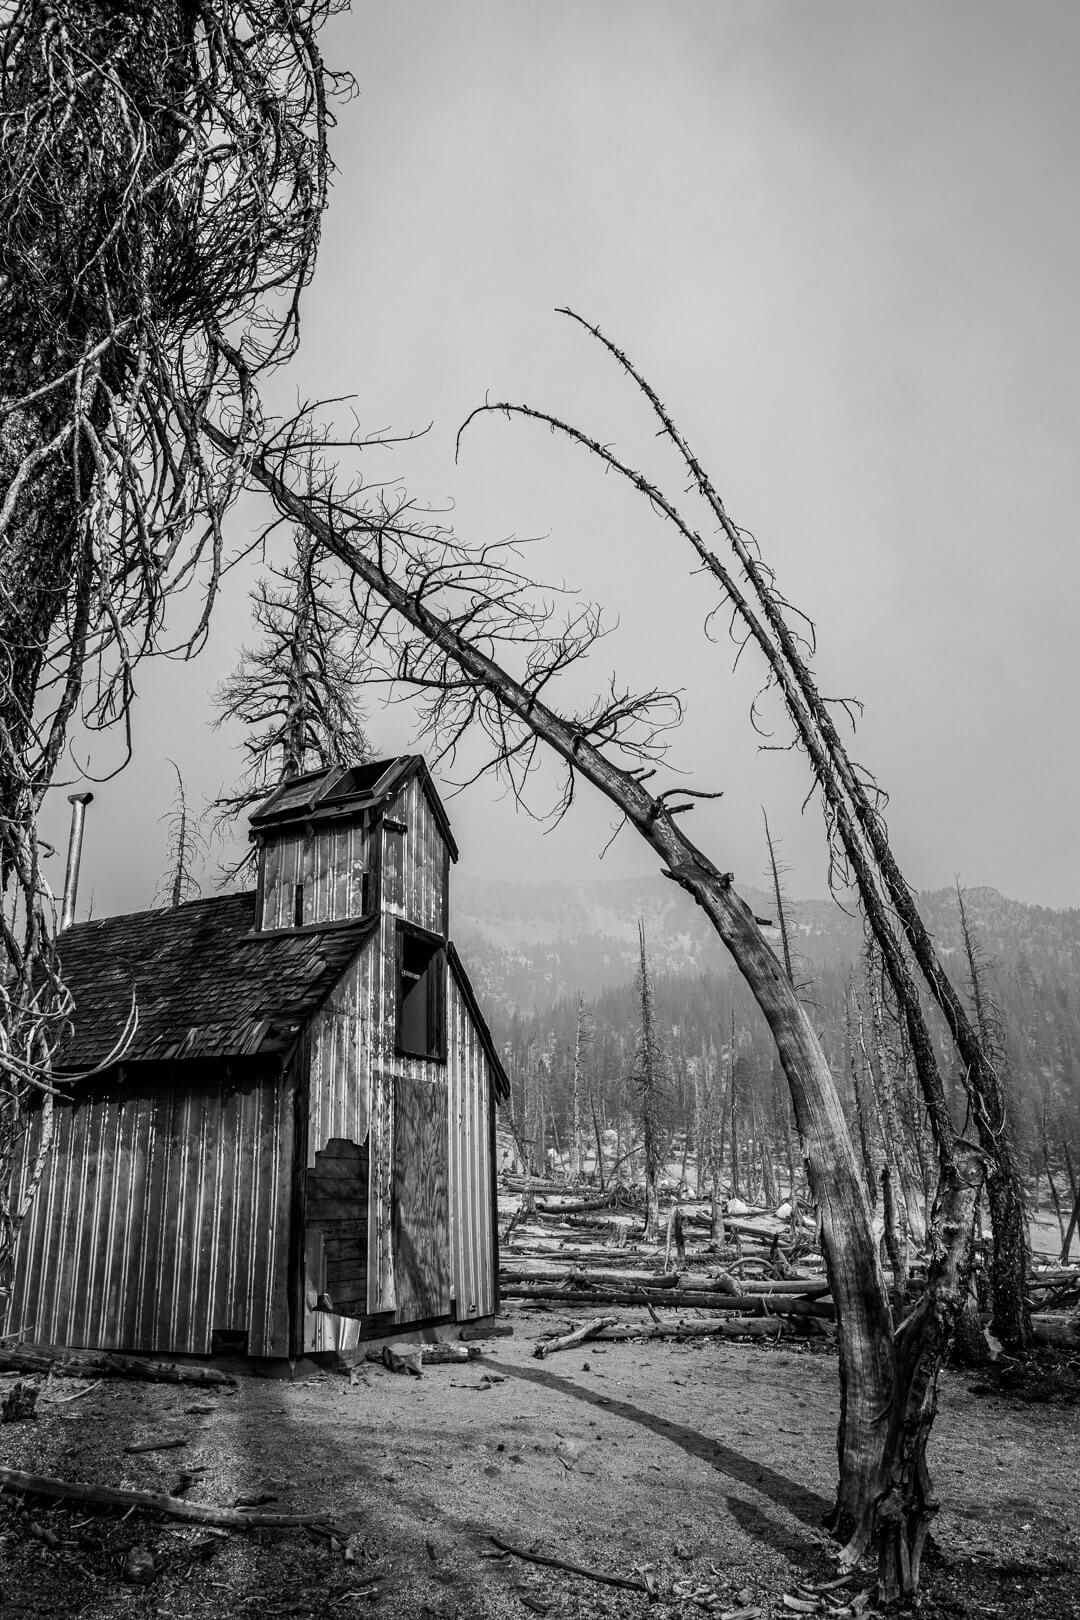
[60,889,256,937]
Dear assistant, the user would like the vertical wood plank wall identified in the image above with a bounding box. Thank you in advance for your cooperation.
[4,1067,294,1356]
[259,816,373,931]
[380,776,448,936]
[303,778,497,1343]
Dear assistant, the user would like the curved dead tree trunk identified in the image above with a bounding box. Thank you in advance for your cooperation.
[209,393,1010,1597]
[0,0,338,1290]
[462,309,1027,1352]
[211,424,898,1555]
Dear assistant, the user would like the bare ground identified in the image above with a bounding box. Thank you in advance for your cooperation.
[1,1304,1077,1619]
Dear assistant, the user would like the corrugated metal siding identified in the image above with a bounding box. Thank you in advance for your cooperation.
[446,970,496,1319]
[5,1067,294,1357]
[381,778,448,936]
[260,818,372,932]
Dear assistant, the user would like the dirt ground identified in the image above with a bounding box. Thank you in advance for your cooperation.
[1,1305,1077,1620]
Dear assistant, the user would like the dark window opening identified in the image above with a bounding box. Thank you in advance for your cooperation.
[397,928,445,1061]
[293,881,305,926]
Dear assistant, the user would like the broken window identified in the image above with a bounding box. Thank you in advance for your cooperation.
[397,926,446,1061]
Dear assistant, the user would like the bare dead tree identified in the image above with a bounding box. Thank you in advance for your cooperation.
[200,298,1033,1592]
[727,1009,740,1201]
[632,920,665,1239]
[203,416,897,1596]
[212,526,371,829]
[569,994,589,1182]
[441,307,1034,1591]
[0,0,343,1291]
[154,762,207,909]
[845,977,878,1211]
[955,883,1029,1346]
[460,307,1030,1360]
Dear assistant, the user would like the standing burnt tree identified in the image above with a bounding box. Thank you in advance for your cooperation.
[632,920,666,1240]
[0,0,344,1283]
[209,302,1027,1598]
[205,413,894,1597]
[213,527,371,831]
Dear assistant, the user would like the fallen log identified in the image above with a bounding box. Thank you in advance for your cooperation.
[532,1191,622,1216]
[596,1316,801,1342]
[0,1349,236,1387]
[1030,1314,1080,1349]
[533,1316,618,1360]
[502,1285,834,1317]
[501,1268,685,1290]
[502,1267,830,1297]
[0,1468,332,1530]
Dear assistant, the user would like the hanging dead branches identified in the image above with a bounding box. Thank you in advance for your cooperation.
[0,0,343,1291]
[459,307,1029,1352]
[202,411,895,1594]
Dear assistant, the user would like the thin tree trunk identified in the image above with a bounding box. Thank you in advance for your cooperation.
[571,995,586,1181]
[636,921,661,1242]
[1060,1152,1080,1265]
[590,1092,606,1191]
[846,984,877,1209]
[728,1013,740,1201]
[957,886,1030,1349]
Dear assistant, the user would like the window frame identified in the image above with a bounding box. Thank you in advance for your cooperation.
[395,921,447,1063]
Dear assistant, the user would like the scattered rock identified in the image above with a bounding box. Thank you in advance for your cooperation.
[122,1546,158,1584]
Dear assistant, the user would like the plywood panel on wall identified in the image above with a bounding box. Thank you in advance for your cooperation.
[391,1071,451,1322]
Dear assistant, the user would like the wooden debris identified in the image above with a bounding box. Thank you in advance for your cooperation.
[0,1348,236,1387]
[488,1533,651,1595]
[1,1380,39,1422]
[369,1344,424,1377]
[533,1316,618,1360]
[124,1437,188,1455]
[415,1344,480,1364]
[40,1378,104,1405]
[0,1467,333,1531]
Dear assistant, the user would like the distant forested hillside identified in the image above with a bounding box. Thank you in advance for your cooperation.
[463,877,1079,1222]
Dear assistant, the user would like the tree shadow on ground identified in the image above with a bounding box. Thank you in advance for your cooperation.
[483,1355,832,1562]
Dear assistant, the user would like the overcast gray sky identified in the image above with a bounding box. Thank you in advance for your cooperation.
[44,2,1080,918]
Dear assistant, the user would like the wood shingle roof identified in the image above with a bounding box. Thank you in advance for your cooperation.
[55,893,375,1070]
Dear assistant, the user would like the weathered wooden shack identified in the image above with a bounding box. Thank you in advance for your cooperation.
[5,757,509,1358]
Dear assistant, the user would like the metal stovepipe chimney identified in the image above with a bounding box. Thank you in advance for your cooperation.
[60,792,94,932]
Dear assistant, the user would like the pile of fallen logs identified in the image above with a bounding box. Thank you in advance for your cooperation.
[499,1177,1080,1350]
[499,1179,833,1342]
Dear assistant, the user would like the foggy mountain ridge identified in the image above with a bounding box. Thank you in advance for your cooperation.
[452,874,1080,1020]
